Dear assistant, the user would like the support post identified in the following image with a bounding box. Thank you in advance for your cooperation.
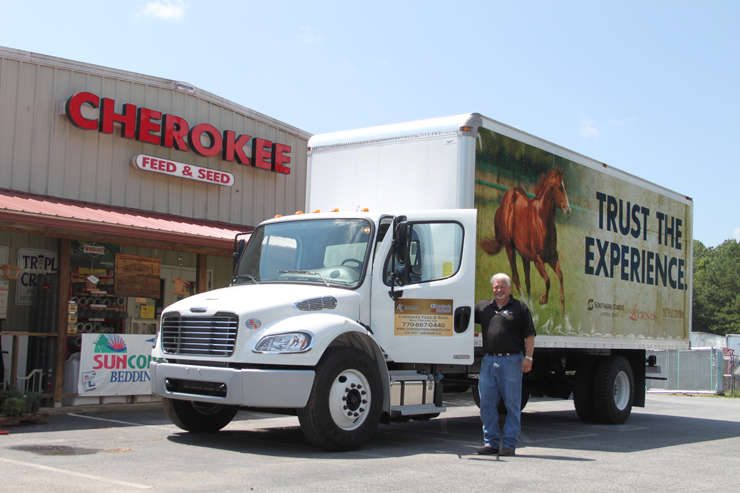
[53,238,71,406]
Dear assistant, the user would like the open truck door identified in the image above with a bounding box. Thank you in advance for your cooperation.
[370,209,477,365]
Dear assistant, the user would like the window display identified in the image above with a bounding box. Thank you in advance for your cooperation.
[66,242,125,354]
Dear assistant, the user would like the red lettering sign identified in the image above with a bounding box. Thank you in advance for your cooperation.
[189,123,222,157]
[273,143,292,174]
[137,107,163,145]
[101,97,137,138]
[223,130,251,165]
[65,91,293,175]
[66,91,99,130]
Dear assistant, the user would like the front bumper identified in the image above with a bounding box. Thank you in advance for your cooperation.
[151,361,315,408]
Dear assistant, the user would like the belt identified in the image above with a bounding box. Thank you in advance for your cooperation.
[486,352,519,356]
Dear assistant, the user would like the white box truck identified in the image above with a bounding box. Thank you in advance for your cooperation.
[150,113,692,450]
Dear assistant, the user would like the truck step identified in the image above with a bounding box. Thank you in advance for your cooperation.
[390,403,446,417]
[389,370,438,408]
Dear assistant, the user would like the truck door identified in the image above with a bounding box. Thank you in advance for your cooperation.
[370,210,477,365]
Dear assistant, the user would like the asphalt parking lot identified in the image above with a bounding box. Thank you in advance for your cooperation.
[1,393,739,492]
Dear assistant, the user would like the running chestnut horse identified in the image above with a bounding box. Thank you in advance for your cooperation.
[481,168,571,311]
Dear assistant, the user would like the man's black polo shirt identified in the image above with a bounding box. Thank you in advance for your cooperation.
[475,297,536,355]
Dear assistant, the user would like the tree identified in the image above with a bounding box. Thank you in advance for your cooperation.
[692,239,740,335]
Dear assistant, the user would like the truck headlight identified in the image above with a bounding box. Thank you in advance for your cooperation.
[253,332,312,354]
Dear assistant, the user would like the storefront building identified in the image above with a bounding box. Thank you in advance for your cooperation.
[0,46,310,406]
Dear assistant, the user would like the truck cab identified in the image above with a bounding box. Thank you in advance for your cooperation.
[151,209,477,450]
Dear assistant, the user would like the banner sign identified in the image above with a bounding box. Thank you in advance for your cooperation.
[16,248,58,306]
[474,127,691,342]
[78,333,156,396]
[394,298,453,336]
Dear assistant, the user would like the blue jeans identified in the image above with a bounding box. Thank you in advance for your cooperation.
[479,353,523,449]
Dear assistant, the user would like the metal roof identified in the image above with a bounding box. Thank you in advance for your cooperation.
[0,189,250,254]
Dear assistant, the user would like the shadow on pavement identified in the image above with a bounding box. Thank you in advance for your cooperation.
[164,406,740,459]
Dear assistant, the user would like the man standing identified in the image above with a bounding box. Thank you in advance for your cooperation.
[475,272,536,456]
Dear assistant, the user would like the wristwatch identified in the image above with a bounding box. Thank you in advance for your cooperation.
[524,355,533,361]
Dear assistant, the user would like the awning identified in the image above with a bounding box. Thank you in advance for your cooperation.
[0,189,252,255]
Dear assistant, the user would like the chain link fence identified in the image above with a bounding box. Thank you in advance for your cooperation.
[647,348,738,394]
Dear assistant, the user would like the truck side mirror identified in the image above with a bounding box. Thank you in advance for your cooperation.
[395,222,409,264]
[389,218,410,290]
[232,237,247,271]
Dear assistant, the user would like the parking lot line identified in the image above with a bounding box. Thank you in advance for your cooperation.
[0,457,152,489]
[66,412,147,426]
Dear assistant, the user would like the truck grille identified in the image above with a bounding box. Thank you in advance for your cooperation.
[161,312,238,356]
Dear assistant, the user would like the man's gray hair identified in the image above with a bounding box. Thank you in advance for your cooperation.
[490,272,512,287]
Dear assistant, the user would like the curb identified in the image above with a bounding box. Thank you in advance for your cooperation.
[40,401,163,416]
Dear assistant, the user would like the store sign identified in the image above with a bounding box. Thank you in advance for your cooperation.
[65,91,292,174]
[114,253,161,299]
[132,154,234,187]
[82,243,106,255]
[16,248,58,306]
[77,333,156,396]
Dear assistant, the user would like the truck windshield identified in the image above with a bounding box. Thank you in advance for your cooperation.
[233,218,373,289]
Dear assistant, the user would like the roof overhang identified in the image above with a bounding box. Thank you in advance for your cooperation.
[0,189,252,256]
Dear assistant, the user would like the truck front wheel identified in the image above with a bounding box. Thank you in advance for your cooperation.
[163,398,238,433]
[593,356,634,424]
[298,348,382,451]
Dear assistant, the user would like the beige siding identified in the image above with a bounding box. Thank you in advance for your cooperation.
[0,47,309,228]
[0,58,18,186]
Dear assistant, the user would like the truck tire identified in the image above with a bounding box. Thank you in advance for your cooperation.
[593,356,634,424]
[298,348,382,451]
[574,360,598,422]
[163,398,238,433]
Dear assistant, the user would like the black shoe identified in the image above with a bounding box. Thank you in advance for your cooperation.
[477,444,499,455]
[499,447,515,456]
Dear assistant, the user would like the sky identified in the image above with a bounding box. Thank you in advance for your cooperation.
[0,0,738,247]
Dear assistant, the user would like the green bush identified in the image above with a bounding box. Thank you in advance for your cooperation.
[1,397,26,417]
[0,390,42,416]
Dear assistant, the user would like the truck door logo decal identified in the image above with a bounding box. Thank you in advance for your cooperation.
[394,299,453,337]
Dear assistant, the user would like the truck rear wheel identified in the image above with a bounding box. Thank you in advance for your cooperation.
[593,356,634,424]
[163,398,238,433]
[298,348,382,451]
